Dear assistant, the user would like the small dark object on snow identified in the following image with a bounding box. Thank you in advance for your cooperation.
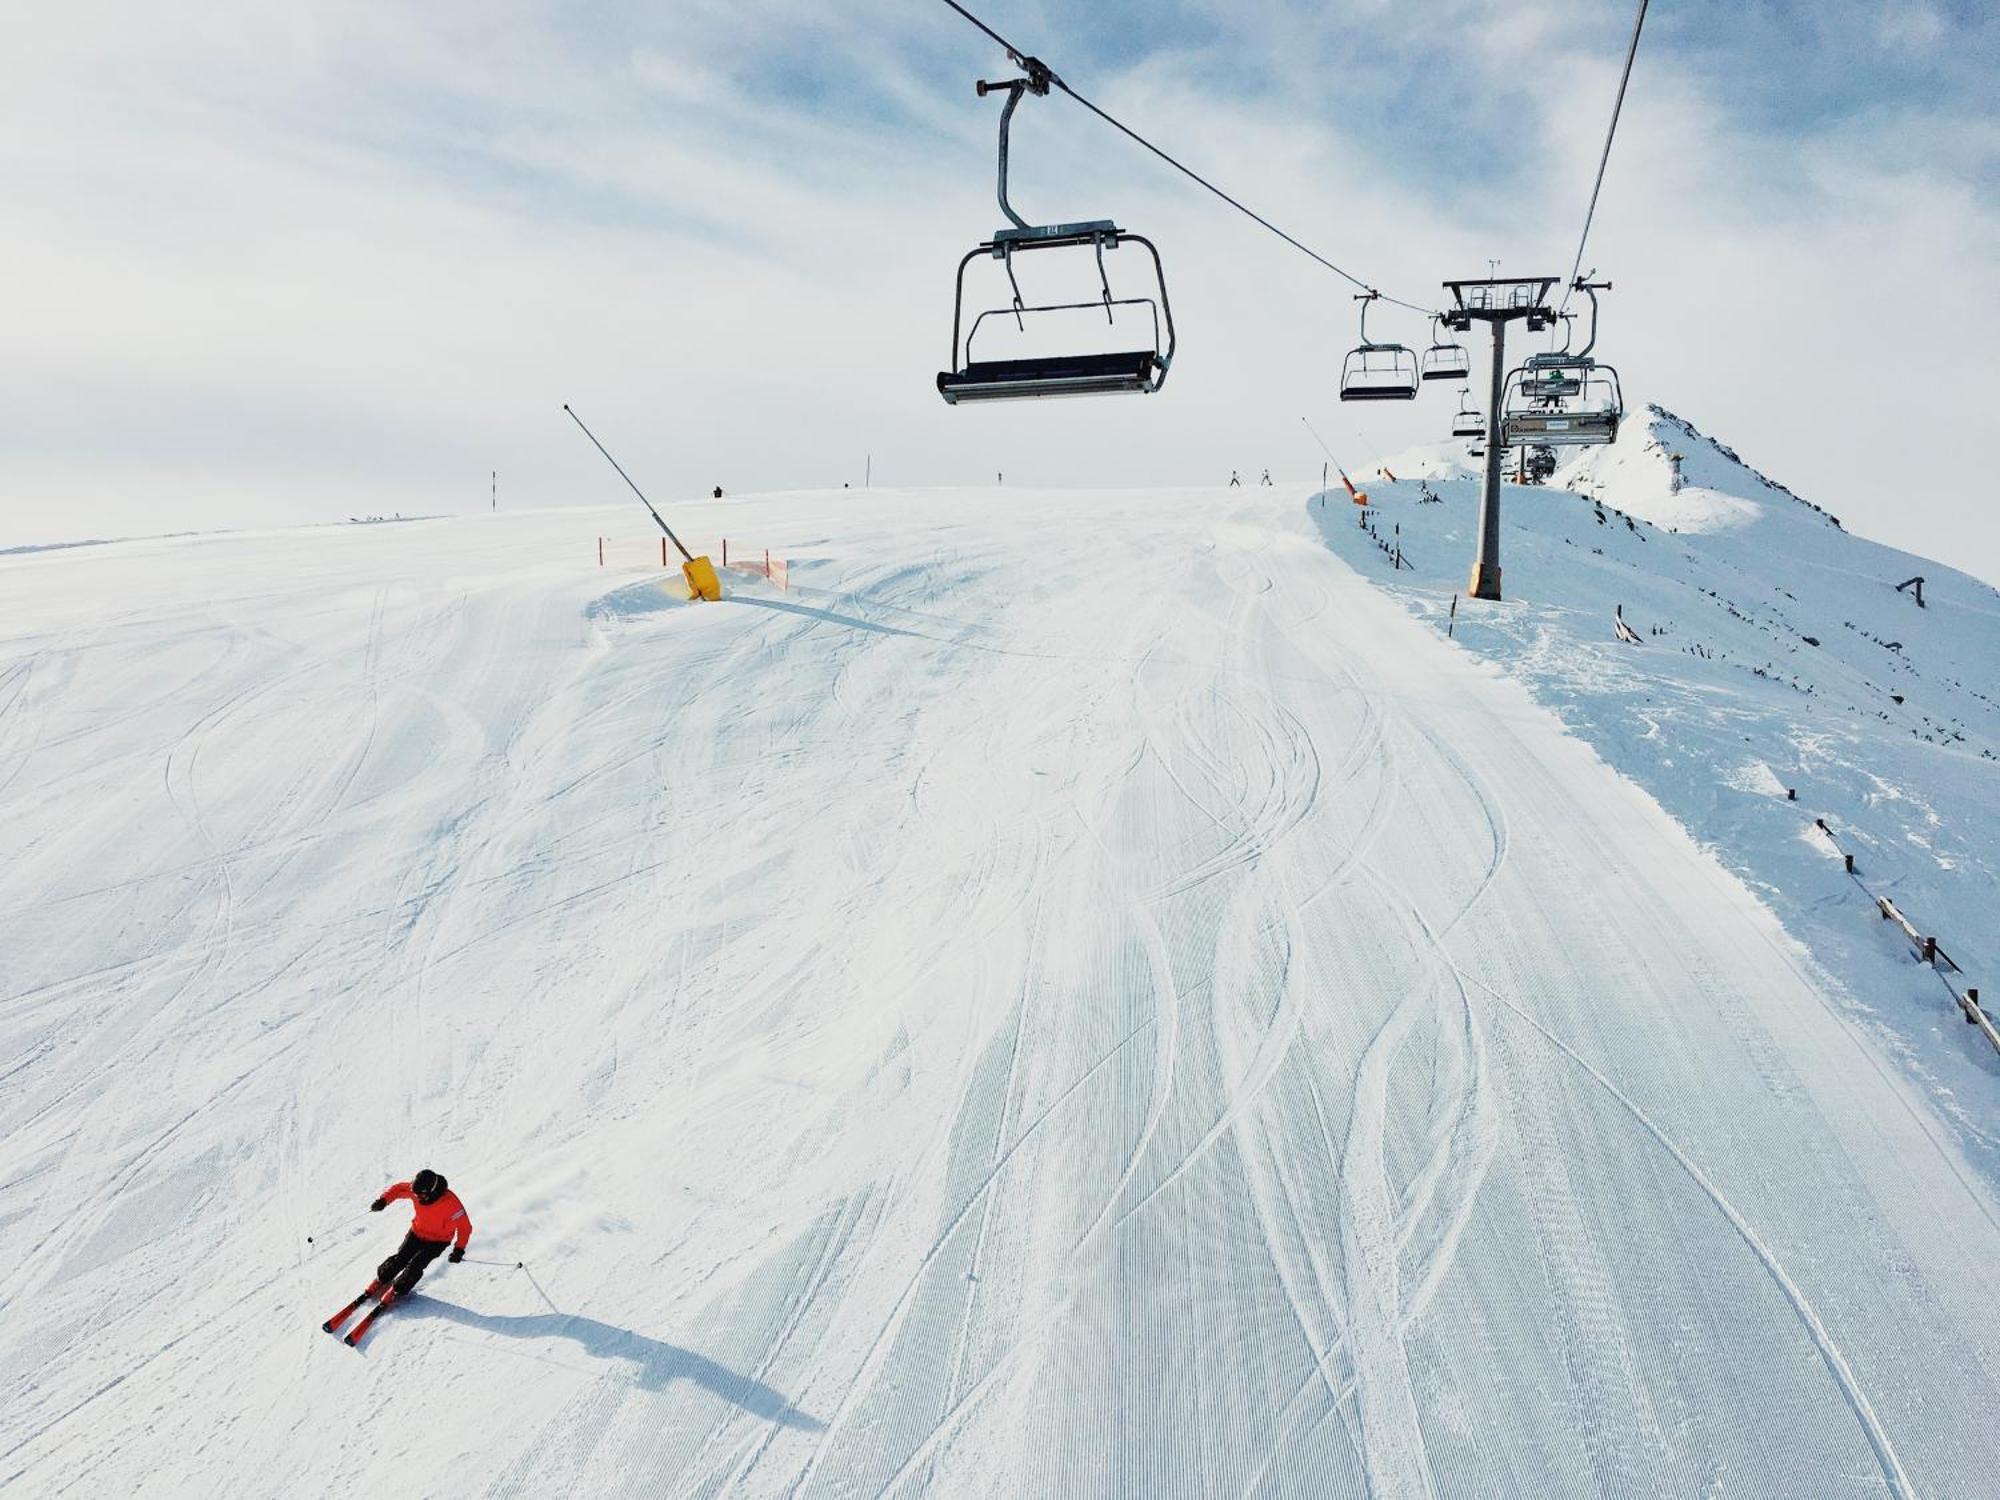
[713,486,724,499]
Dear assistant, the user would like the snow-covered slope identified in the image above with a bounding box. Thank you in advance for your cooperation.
[3,476,1997,1496]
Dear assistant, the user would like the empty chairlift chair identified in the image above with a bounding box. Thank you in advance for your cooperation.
[938,64,1175,405]
[1451,389,1484,440]
[938,228,1174,403]
[1421,319,1471,383]
[1339,292,1420,402]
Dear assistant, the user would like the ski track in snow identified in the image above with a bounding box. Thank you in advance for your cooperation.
[2,489,1998,1497]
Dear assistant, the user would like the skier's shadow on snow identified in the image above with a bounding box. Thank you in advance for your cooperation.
[404,1299,822,1431]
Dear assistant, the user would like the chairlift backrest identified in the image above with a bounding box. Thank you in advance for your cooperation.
[1421,333,1471,382]
[1523,367,1584,400]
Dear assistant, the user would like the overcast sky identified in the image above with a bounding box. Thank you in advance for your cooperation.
[5,1,1997,582]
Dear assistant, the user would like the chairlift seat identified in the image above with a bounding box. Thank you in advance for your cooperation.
[939,228,1175,406]
[1339,344,1420,402]
[939,350,1163,404]
[1525,374,1583,399]
[1422,345,1471,382]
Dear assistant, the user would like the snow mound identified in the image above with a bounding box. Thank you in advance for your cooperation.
[1374,443,1482,483]
[1553,404,1845,537]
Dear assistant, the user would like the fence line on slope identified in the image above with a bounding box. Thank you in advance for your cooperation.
[1356,508,1408,571]
[598,536,789,591]
[1808,814,1996,1055]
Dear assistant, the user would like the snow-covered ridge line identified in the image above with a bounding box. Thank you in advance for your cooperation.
[1640,403,1842,527]
[1314,405,2000,1153]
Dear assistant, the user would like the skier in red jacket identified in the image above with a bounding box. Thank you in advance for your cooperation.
[369,1168,472,1298]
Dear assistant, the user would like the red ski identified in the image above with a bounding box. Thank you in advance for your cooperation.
[343,1289,400,1347]
[323,1281,387,1336]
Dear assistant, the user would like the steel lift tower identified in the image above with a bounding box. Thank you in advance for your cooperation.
[1441,277,1558,600]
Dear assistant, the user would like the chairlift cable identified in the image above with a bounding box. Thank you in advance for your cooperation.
[931,0,1439,317]
[1557,0,1649,314]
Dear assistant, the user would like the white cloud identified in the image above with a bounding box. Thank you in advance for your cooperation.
[1877,1,1948,52]
[1,1,1995,585]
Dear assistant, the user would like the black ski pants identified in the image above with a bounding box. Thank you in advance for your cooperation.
[377,1231,450,1296]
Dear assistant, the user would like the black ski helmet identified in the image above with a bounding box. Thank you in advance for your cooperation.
[412,1168,447,1203]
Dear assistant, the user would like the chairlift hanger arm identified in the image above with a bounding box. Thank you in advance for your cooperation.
[932,0,1441,318]
[1571,274,1610,359]
[975,60,1056,232]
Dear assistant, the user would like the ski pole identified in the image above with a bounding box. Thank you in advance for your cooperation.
[518,1261,563,1316]
[458,1255,562,1314]
[304,1209,371,1246]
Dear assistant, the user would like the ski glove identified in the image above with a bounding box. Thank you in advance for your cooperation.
[448,1246,465,1264]
[370,1198,387,1212]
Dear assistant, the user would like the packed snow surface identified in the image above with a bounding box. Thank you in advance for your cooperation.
[3,477,1997,1497]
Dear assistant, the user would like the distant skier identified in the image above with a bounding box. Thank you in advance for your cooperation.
[1229,470,1241,487]
[1260,468,1272,486]
[712,485,724,499]
[322,1168,472,1344]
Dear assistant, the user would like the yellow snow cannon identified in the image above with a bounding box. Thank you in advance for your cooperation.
[564,403,724,604]
[681,554,722,602]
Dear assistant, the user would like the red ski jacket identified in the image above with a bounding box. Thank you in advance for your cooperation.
[380,1181,473,1249]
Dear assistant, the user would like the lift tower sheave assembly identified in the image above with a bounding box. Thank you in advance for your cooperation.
[1442,277,1557,601]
